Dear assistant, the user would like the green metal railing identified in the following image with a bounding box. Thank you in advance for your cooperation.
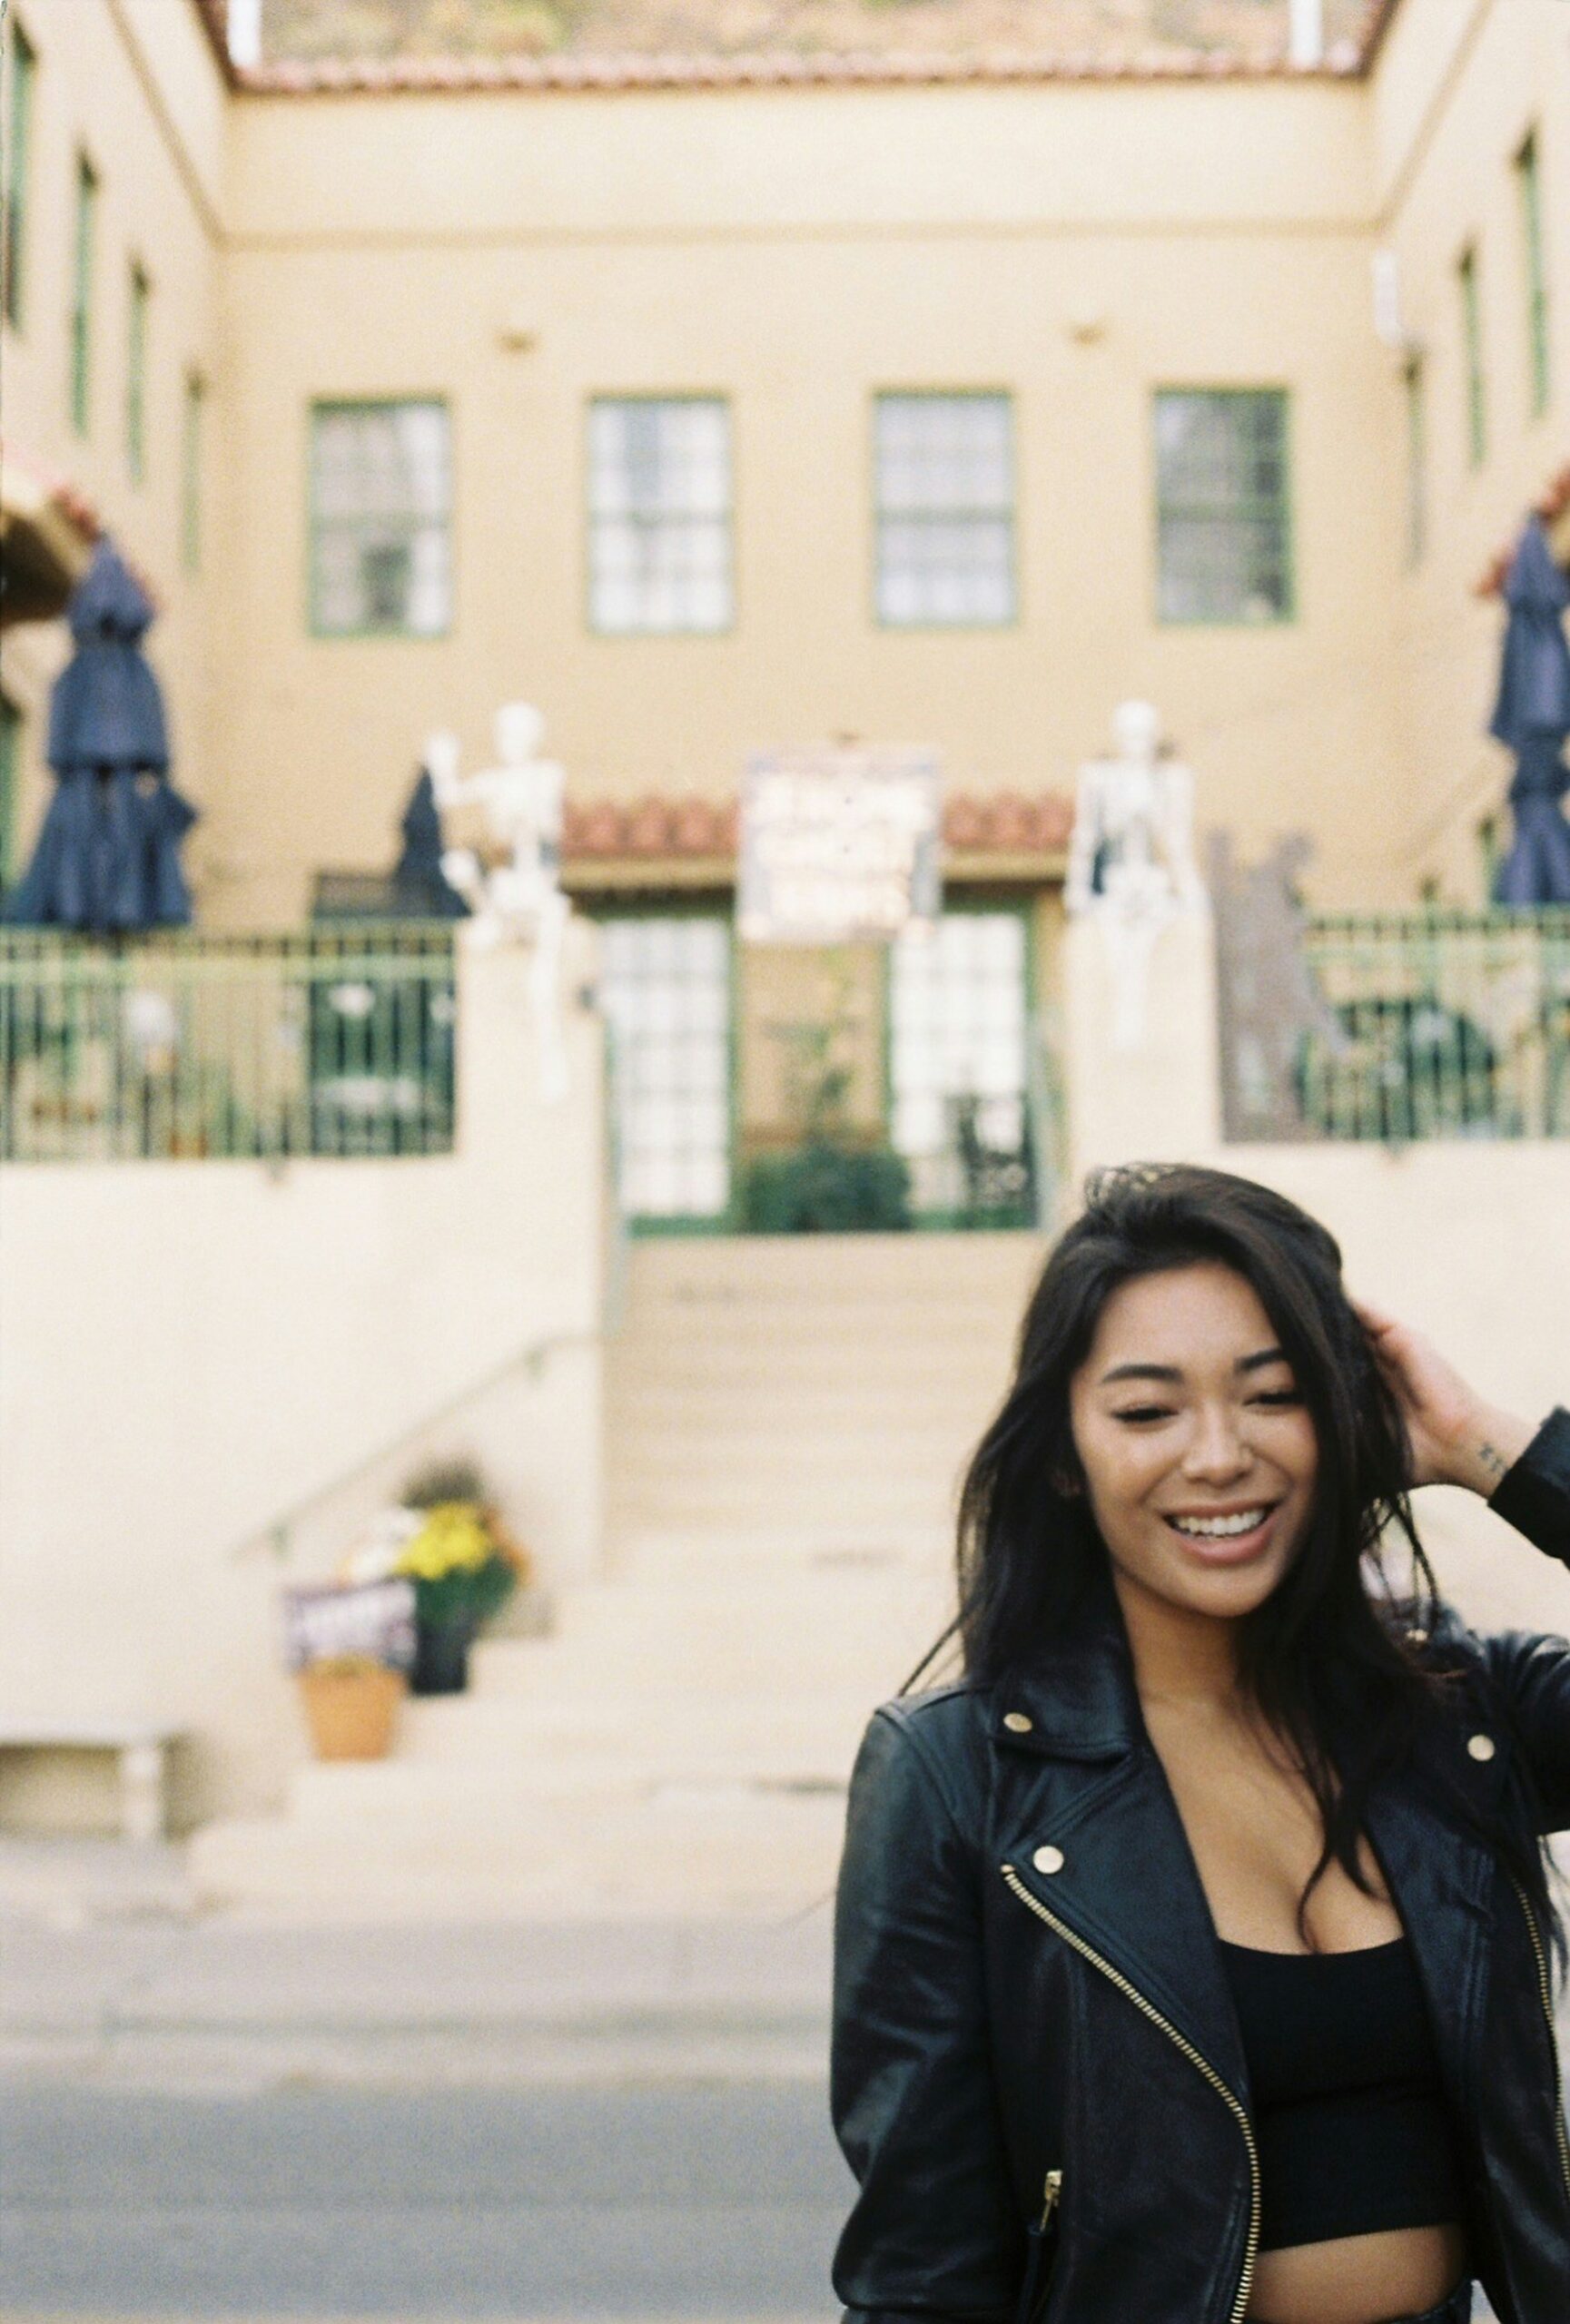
[1296,911,1570,1143]
[0,927,459,1162]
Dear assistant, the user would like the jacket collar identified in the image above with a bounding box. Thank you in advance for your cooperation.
[984,1566,1143,1761]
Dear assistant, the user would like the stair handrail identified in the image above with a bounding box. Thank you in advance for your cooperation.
[235,1319,604,1566]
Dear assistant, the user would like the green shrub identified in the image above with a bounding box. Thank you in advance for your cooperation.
[741,1139,912,1234]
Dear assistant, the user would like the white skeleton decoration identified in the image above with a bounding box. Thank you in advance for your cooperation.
[429,704,573,1104]
[1064,700,1205,1050]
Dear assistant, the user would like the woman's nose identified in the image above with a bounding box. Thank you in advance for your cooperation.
[1182,1407,1251,1481]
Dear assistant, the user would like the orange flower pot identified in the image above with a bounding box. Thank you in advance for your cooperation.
[297,1659,406,1760]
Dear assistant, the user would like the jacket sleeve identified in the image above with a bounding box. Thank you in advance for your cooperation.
[831,1705,1021,2324]
[1480,1408,1570,1832]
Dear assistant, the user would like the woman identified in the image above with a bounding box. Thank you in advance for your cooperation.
[831,1164,1570,2324]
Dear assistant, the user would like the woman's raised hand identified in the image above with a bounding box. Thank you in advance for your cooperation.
[1353,1299,1535,1497]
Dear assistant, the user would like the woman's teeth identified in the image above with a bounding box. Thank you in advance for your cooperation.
[1170,1508,1271,1539]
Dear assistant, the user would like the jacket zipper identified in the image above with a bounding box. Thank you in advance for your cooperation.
[1510,1874,1570,2203]
[1038,2166,1062,2232]
[1002,1863,1260,2324]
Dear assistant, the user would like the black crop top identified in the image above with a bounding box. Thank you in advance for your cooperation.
[1218,1937,1467,2251]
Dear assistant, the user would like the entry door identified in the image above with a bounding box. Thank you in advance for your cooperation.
[889,908,1032,1222]
[599,916,732,1224]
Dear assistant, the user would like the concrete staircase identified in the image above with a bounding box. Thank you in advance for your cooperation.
[190,1232,1042,1917]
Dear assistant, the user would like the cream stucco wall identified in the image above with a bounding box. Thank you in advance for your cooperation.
[0,931,608,1825]
[1375,0,1570,897]
[206,74,1420,924]
[5,6,1565,925]
[1,0,226,869]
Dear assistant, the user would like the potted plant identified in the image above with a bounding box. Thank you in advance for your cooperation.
[296,1653,407,1760]
[390,1459,529,1695]
[281,1576,418,1760]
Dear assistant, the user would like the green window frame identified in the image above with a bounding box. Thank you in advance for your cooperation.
[872,391,1017,630]
[308,399,453,639]
[127,261,150,484]
[70,153,95,434]
[4,15,35,330]
[1458,245,1486,468]
[1516,133,1552,418]
[0,692,21,891]
[587,396,735,637]
[1403,355,1427,569]
[182,372,204,574]
[1153,389,1294,625]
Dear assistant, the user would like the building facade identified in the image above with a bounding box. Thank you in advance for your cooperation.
[2,0,1567,1227]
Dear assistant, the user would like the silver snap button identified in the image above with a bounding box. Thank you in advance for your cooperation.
[1002,1711,1033,1735]
[1467,1733,1496,1763]
[1032,1845,1065,1876]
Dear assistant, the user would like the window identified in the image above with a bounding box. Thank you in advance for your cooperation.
[874,393,1015,627]
[1517,133,1552,417]
[127,262,150,483]
[588,397,733,635]
[1154,390,1292,624]
[0,693,20,891]
[182,373,204,573]
[70,154,95,433]
[598,915,732,1219]
[1458,246,1486,468]
[1403,356,1427,568]
[309,400,452,636]
[4,17,35,328]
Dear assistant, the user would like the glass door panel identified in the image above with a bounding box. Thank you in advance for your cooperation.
[890,909,1032,1223]
[600,915,732,1223]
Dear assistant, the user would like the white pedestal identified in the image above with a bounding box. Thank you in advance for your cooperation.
[1063,909,1223,1189]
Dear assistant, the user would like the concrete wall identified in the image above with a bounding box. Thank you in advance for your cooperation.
[1373,0,1570,896]
[0,926,608,1829]
[1,0,226,872]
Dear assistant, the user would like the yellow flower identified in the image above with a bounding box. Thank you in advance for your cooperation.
[393,1502,497,1581]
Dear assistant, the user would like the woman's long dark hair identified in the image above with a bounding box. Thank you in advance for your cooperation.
[931,1161,1560,1959]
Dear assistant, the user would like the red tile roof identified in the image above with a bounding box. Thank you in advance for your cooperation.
[241,45,1361,94]
[242,0,1387,91]
[562,788,1072,862]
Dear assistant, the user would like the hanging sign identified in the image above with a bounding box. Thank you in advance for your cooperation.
[738,747,943,944]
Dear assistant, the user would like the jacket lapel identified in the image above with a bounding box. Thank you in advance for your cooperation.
[1364,1752,1496,2120]
[991,1604,1250,2103]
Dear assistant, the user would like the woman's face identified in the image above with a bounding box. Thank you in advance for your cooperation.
[1067,1261,1320,1625]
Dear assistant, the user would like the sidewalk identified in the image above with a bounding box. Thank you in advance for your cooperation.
[0,1837,833,2091]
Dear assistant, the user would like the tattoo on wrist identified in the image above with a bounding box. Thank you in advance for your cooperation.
[1476,1441,1508,1486]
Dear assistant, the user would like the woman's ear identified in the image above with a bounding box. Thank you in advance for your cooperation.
[1051,1465,1082,1500]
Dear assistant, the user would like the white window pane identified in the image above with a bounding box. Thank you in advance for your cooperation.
[589,398,734,634]
[311,401,450,636]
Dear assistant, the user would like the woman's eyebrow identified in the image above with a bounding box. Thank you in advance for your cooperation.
[1098,1347,1289,1387]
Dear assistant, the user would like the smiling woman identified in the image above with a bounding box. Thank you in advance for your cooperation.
[830,1164,1570,2324]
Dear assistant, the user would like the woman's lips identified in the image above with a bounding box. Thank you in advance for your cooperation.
[1161,1504,1283,1566]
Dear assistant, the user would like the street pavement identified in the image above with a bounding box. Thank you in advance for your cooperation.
[0,2079,846,2319]
[0,1837,1537,2324]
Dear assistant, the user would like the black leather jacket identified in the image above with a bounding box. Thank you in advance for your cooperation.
[832,1411,1570,2324]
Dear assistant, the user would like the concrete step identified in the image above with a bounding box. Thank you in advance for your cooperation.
[616,1228,1040,1286]
[189,1790,850,1917]
[605,1529,953,1581]
[392,1690,889,1773]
